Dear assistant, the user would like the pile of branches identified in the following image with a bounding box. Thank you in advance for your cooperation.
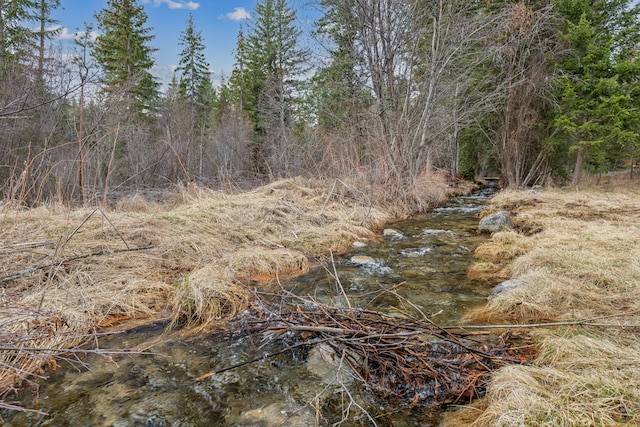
[212,293,535,408]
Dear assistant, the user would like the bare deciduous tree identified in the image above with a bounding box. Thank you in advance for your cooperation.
[490,2,557,188]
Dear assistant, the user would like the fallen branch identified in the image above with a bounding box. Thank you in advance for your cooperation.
[444,310,640,330]
[202,293,536,408]
[0,241,54,251]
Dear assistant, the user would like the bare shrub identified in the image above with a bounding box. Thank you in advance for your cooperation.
[211,109,253,184]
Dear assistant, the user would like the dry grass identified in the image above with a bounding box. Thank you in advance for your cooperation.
[0,177,398,395]
[169,265,249,331]
[445,173,640,426]
[468,334,640,426]
[473,230,530,262]
[339,168,477,216]
[467,262,510,283]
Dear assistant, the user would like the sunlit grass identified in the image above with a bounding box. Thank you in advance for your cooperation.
[445,173,640,426]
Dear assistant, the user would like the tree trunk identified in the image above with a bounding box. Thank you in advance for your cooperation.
[572,147,585,185]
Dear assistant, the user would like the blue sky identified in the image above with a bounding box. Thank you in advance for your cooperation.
[51,0,319,89]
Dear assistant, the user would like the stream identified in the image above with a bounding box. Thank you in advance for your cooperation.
[3,185,497,427]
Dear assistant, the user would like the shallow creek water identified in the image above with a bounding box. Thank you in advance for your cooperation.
[4,186,497,427]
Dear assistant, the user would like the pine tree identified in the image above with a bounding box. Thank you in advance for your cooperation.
[177,13,212,108]
[551,0,640,183]
[231,0,309,175]
[0,0,38,68]
[92,0,159,115]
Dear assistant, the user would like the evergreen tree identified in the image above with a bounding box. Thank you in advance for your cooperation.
[177,13,212,107]
[228,26,251,115]
[312,0,369,133]
[230,0,309,175]
[92,0,159,115]
[35,0,61,80]
[0,0,38,68]
[245,0,309,120]
[551,0,640,183]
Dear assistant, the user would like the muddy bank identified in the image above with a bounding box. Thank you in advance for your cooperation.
[445,175,640,426]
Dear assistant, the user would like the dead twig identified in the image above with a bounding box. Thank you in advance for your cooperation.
[444,310,640,331]
[210,292,536,409]
[0,241,54,251]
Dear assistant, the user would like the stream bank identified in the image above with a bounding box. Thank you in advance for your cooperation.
[442,174,640,426]
[1,183,513,426]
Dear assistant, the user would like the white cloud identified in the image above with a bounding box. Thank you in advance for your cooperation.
[153,64,177,88]
[144,0,199,10]
[226,7,250,21]
[54,27,98,42]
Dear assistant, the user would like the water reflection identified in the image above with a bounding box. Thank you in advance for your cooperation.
[3,186,496,427]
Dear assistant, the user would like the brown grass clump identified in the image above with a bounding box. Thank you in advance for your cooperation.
[474,230,529,262]
[445,174,640,426]
[338,169,476,216]
[468,334,640,426]
[0,177,394,396]
[170,265,250,331]
[228,248,308,281]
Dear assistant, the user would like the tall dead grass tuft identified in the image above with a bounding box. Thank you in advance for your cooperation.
[228,248,308,281]
[448,175,640,425]
[169,265,250,331]
[408,170,475,210]
[470,334,640,426]
[474,230,529,262]
[336,169,475,216]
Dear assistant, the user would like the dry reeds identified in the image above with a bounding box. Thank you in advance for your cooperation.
[446,175,640,426]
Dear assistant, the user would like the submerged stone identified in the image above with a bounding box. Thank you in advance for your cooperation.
[383,228,403,237]
[234,402,314,427]
[350,255,376,265]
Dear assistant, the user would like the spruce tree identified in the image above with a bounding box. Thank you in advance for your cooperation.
[35,0,61,80]
[0,0,38,68]
[230,0,309,175]
[312,0,368,133]
[228,26,251,116]
[92,0,159,115]
[177,13,212,108]
[551,0,640,183]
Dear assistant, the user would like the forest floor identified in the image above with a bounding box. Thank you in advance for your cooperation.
[443,172,640,426]
[0,173,472,413]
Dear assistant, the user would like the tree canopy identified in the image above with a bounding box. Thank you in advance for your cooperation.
[551,0,640,183]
